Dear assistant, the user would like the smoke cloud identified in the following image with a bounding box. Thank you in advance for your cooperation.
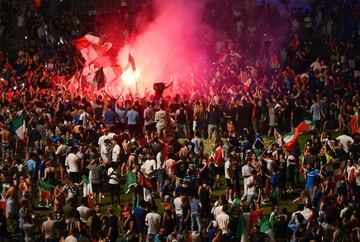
[115,0,210,96]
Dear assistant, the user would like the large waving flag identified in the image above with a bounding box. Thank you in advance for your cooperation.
[74,35,112,64]
[350,112,360,135]
[11,112,26,142]
[283,120,315,151]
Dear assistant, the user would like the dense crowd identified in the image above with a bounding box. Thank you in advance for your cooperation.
[0,0,359,242]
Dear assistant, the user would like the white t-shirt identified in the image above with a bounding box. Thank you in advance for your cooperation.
[216,212,230,233]
[65,153,79,172]
[336,135,354,153]
[224,160,231,179]
[242,164,253,177]
[100,144,111,162]
[213,205,223,218]
[76,206,89,223]
[107,167,119,185]
[145,212,161,235]
[156,152,163,170]
[173,197,183,216]
[246,176,256,195]
[79,111,90,128]
[98,135,110,146]
[112,144,121,162]
[142,159,157,178]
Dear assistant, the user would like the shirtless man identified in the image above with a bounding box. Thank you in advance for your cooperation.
[0,125,12,161]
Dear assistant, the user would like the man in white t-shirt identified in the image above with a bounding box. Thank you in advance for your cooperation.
[76,199,90,223]
[98,129,110,148]
[224,158,232,199]
[79,109,91,129]
[111,139,121,167]
[65,147,80,184]
[215,204,230,233]
[141,153,157,200]
[242,159,253,200]
[100,138,111,164]
[173,194,183,232]
[107,166,120,205]
[145,208,161,242]
[246,170,257,203]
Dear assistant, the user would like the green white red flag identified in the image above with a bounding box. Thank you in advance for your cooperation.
[11,112,26,142]
[236,210,263,241]
[283,120,315,151]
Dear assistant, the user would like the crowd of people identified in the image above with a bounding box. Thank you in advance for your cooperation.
[0,0,359,242]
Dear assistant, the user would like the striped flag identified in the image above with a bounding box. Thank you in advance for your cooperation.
[37,178,52,200]
[11,112,26,142]
[350,112,360,135]
[236,210,263,242]
[283,120,315,151]
[74,35,112,64]
[124,172,138,194]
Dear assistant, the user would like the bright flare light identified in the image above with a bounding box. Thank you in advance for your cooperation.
[121,69,140,87]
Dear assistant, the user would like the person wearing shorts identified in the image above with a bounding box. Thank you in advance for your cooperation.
[87,158,104,206]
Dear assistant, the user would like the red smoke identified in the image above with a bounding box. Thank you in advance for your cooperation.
[115,0,211,97]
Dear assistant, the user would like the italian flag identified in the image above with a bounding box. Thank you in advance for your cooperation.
[236,210,263,242]
[37,178,52,200]
[12,113,26,142]
[350,112,360,135]
[124,171,138,194]
[283,120,315,152]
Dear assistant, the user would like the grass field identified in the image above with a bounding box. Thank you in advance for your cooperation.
[100,132,340,213]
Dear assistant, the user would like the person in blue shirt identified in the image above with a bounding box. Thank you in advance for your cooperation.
[302,163,321,201]
[126,106,139,136]
[104,106,117,128]
[133,200,148,241]
[154,228,167,242]
[160,179,171,203]
[26,153,37,179]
